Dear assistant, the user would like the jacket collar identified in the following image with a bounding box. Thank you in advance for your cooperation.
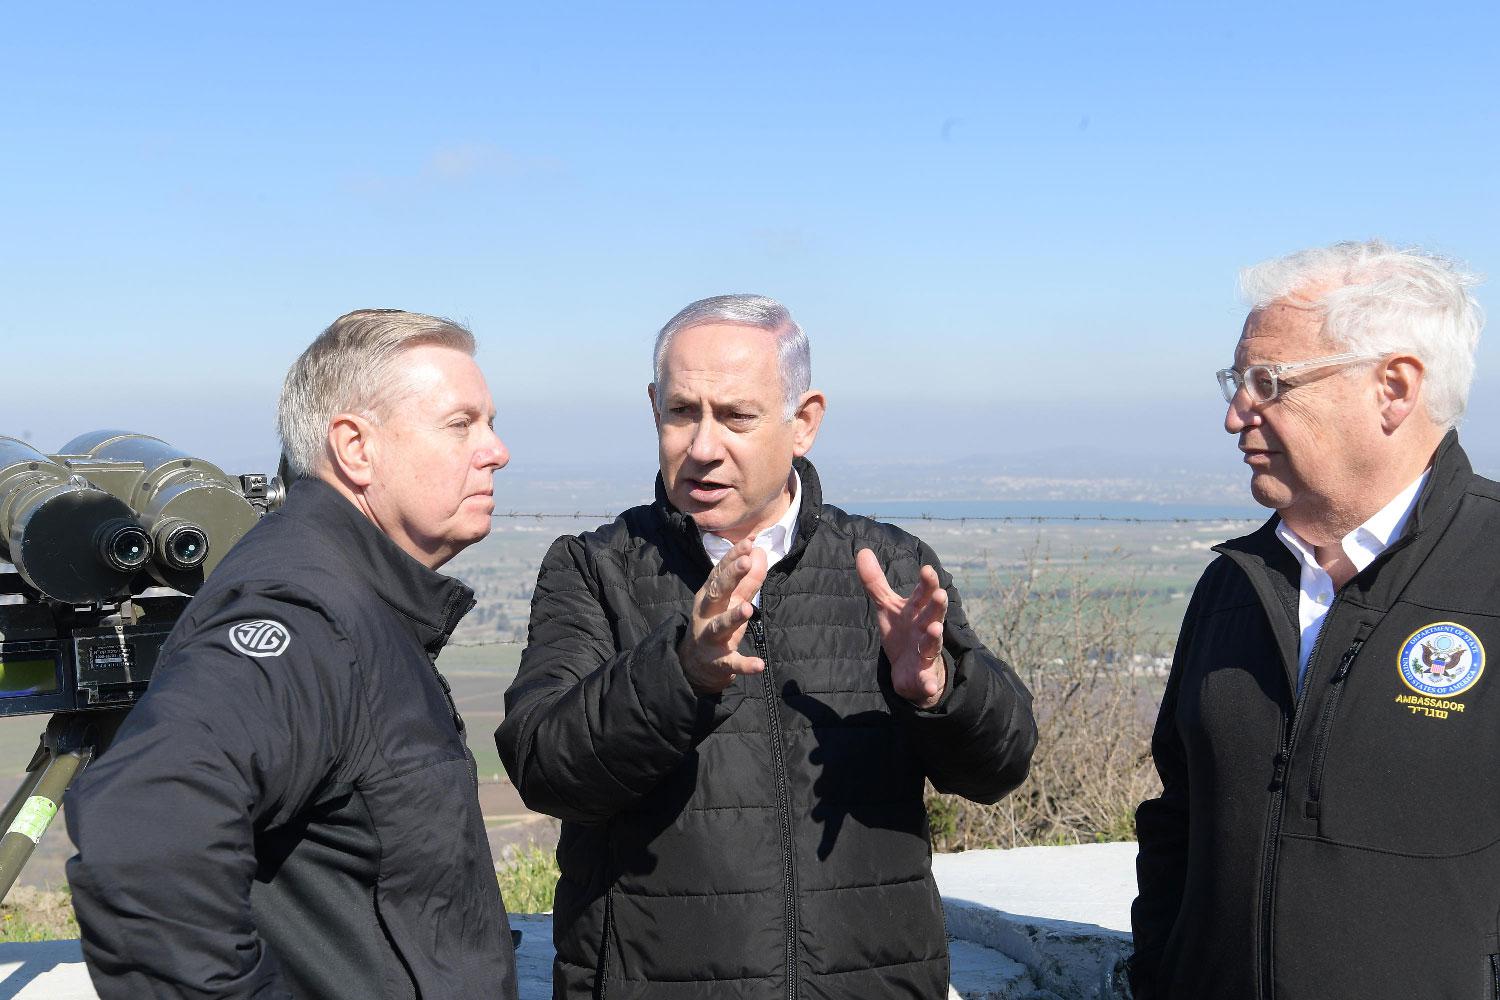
[653,456,825,576]
[281,477,477,655]
[1404,428,1471,537]
[1214,430,1474,681]
[1218,429,1469,564]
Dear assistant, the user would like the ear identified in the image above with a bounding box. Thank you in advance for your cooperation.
[326,412,379,489]
[647,383,662,433]
[790,390,827,458]
[1376,354,1426,434]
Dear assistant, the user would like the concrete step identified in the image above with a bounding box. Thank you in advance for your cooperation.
[0,842,1141,999]
[935,842,1135,1000]
[0,922,1046,999]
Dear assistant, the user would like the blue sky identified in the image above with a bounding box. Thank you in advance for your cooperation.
[3,2,1498,488]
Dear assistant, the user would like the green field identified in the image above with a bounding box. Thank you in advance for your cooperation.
[0,517,1227,783]
[437,642,522,779]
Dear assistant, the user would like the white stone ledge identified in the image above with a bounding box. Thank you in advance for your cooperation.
[935,842,1136,1000]
[0,843,1139,1000]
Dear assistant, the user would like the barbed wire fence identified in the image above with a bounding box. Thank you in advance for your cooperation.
[443,508,1264,648]
[486,510,1264,526]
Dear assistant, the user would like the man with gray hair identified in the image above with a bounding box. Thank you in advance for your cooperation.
[67,309,519,999]
[498,294,1037,998]
[1131,241,1495,1000]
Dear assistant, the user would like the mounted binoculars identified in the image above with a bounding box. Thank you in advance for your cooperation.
[0,431,279,900]
[0,432,281,717]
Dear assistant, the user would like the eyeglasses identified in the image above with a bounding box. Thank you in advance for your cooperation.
[1216,352,1381,404]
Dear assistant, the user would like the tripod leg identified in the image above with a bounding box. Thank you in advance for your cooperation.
[0,751,49,835]
[0,744,94,904]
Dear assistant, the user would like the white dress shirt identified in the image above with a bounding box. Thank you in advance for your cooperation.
[700,471,802,607]
[1276,469,1429,688]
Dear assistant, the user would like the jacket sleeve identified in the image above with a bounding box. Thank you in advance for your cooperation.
[496,534,738,824]
[65,586,354,1000]
[1128,577,1203,1000]
[889,539,1038,804]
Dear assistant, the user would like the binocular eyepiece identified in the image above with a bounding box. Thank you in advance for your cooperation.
[0,433,275,605]
[97,520,153,573]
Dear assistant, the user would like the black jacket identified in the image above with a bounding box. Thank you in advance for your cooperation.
[66,477,518,1000]
[1132,433,1500,1000]
[497,459,1036,1000]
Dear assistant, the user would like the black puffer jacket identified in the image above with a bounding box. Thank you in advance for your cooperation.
[1132,433,1500,1000]
[497,459,1036,1000]
[67,477,517,1000]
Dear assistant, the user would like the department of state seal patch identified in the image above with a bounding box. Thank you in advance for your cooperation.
[228,620,292,658]
[1399,622,1484,698]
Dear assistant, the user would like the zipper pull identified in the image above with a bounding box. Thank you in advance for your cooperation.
[1331,626,1375,683]
[1269,750,1290,791]
[1331,643,1361,683]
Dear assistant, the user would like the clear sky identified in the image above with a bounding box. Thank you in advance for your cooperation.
[3,2,1498,489]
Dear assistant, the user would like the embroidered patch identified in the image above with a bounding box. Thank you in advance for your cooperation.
[1398,622,1484,698]
[228,620,292,658]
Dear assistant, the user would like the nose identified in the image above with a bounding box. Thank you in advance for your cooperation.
[687,418,724,465]
[477,425,509,471]
[1224,386,1258,435]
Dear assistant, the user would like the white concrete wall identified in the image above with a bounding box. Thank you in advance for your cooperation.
[935,842,1135,1000]
[0,843,1139,1000]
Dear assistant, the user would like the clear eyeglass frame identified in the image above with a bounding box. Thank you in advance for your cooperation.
[1215,352,1381,404]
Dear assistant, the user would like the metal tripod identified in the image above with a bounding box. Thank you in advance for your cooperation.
[0,710,125,903]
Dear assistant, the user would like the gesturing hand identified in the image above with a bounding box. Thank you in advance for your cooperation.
[679,539,769,695]
[856,548,948,709]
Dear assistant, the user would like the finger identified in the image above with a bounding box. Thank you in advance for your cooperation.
[704,651,767,689]
[729,547,769,606]
[701,600,755,642]
[701,542,756,613]
[856,549,898,607]
[904,569,948,625]
[724,652,766,677]
[916,618,945,662]
[909,564,943,606]
[910,584,948,628]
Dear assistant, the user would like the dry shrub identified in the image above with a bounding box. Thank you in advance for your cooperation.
[497,843,559,914]
[0,885,79,942]
[928,546,1166,851]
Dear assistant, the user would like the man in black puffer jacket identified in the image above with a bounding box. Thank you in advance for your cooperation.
[68,310,518,999]
[498,294,1037,1000]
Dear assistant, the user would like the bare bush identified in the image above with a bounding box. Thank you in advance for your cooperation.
[928,545,1167,851]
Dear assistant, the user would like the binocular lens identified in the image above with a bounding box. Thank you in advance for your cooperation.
[97,522,152,573]
[160,523,210,570]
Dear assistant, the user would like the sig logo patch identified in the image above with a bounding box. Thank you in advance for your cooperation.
[228,620,292,658]
[1398,622,1484,698]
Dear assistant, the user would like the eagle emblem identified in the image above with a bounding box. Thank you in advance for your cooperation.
[1417,636,1467,678]
[1399,622,1484,698]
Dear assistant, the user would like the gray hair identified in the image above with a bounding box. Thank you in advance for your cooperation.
[652,294,811,420]
[1239,240,1485,428]
[278,308,476,479]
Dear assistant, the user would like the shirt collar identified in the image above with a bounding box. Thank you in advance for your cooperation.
[701,470,803,567]
[1275,468,1430,576]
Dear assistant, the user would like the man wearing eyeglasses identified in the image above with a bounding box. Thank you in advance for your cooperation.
[1130,240,1495,1000]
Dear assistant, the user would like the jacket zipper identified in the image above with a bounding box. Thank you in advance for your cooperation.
[751,615,799,1000]
[1258,624,1324,1000]
[1490,953,1499,1000]
[428,653,477,785]
[1305,630,1372,815]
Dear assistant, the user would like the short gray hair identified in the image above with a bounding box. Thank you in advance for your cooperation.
[278,308,476,479]
[652,294,811,420]
[1239,240,1485,428]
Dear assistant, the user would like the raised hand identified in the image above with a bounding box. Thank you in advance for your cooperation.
[678,539,769,695]
[856,548,948,709]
